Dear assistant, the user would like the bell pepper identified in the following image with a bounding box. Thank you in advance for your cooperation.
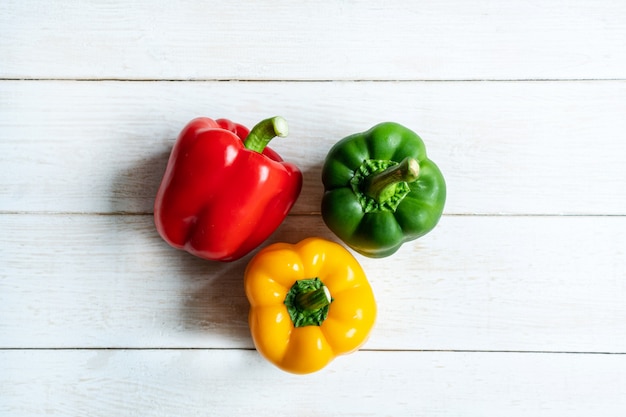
[244,237,377,374]
[321,122,446,258]
[154,116,302,262]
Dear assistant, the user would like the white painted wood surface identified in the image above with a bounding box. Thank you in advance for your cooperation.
[2,0,626,80]
[1,1,626,416]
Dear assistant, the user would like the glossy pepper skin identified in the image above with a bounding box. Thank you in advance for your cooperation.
[321,122,446,258]
[244,237,376,374]
[154,116,302,262]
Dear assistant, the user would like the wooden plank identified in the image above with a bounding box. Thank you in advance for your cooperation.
[1,213,625,352]
[1,80,625,215]
[2,349,625,417]
[2,0,625,80]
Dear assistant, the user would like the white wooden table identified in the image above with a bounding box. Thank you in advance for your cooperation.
[2,1,626,415]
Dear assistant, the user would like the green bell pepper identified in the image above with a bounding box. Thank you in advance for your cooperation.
[321,122,446,258]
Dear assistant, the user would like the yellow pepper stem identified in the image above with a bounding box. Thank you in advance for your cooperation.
[295,286,332,311]
[284,278,333,327]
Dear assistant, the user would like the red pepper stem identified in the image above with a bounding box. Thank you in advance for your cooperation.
[364,157,420,203]
[295,286,332,311]
[243,116,288,153]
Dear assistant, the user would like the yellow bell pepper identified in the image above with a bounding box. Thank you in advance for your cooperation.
[244,237,377,374]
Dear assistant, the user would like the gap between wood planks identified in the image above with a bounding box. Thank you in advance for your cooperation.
[1,347,624,355]
[0,212,625,218]
[1,78,626,82]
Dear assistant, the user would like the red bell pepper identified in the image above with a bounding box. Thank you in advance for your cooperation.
[154,116,302,262]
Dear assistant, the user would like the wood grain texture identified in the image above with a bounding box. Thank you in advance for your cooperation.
[2,350,625,417]
[2,214,625,352]
[2,80,625,215]
[2,0,625,80]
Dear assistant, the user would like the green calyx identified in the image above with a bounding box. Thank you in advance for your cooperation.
[243,116,288,153]
[351,157,420,213]
[284,278,332,327]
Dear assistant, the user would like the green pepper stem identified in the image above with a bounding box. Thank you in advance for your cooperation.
[295,286,332,311]
[243,116,288,153]
[363,157,420,203]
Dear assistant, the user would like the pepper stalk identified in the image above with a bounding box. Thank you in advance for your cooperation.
[243,116,289,153]
[363,157,420,204]
[284,278,333,327]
